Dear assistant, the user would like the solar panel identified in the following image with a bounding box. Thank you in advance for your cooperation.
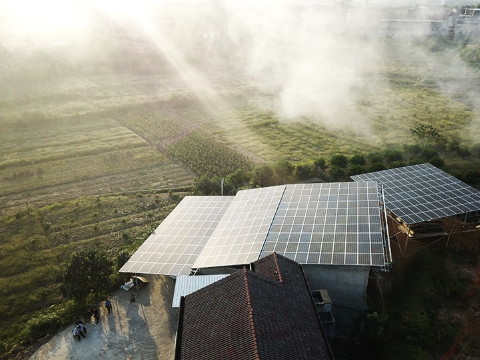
[351,163,480,225]
[193,185,286,269]
[259,182,386,266]
[119,196,234,276]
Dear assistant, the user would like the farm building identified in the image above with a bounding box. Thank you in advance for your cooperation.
[120,182,391,310]
[174,253,334,360]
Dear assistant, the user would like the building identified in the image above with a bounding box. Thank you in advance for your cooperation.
[175,253,334,360]
[120,182,391,310]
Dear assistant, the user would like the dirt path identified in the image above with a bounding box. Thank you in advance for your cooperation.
[28,275,178,360]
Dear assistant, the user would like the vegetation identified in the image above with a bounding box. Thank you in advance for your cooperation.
[362,249,478,359]
[62,250,114,304]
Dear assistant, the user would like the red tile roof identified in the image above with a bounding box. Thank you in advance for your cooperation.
[175,253,333,360]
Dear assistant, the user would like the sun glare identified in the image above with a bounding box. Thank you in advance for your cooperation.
[1,0,89,45]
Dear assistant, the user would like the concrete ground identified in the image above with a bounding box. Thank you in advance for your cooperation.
[28,275,178,360]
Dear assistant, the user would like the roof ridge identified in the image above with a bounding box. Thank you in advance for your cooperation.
[272,252,284,283]
[242,268,260,360]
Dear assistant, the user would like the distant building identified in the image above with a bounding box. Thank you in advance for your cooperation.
[174,253,334,360]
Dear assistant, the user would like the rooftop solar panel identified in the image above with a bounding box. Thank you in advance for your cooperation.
[119,196,234,276]
[193,186,286,269]
[351,163,480,225]
[259,182,386,266]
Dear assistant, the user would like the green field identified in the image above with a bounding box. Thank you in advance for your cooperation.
[0,38,480,359]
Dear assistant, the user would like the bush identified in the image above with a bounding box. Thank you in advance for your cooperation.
[330,154,348,168]
[384,149,403,163]
[193,176,222,195]
[420,148,438,160]
[367,152,384,165]
[471,143,480,157]
[348,164,366,176]
[294,162,317,180]
[368,163,386,172]
[429,157,444,168]
[313,157,326,169]
[251,164,275,187]
[350,154,366,166]
[330,166,346,181]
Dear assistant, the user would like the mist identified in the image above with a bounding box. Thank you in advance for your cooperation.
[0,0,478,135]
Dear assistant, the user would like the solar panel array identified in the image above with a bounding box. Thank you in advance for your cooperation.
[351,163,480,225]
[119,196,234,276]
[260,182,386,266]
[193,186,286,269]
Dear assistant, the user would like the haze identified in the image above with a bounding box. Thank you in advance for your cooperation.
[0,0,479,136]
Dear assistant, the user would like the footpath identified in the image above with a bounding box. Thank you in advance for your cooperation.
[27,275,178,360]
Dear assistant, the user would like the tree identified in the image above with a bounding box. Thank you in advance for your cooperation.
[410,124,444,146]
[62,249,114,304]
[193,175,221,195]
[224,169,251,194]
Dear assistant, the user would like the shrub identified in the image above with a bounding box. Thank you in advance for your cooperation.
[313,157,326,169]
[367,152,384,165]
[429,157,444,168]
[330,166,346,181]
[330,154,348,168]
[350,154,366,166]
[368,163,386,172]
[294,162,317,180]
[348,164,366,176]
[251,164,275,187]
[384,149,403,162]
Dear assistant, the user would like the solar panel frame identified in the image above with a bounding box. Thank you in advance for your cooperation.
[119,196,234,276]
[351,163,480,225]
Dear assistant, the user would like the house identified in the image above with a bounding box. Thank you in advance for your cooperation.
[174,253,334,360]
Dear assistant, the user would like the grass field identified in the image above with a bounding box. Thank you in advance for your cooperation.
[0,39,479,358]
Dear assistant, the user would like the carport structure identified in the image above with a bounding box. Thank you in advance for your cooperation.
[351,163,480,256]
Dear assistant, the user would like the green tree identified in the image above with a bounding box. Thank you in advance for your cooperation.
[193,175,222,195]
[62,249,114,304]
[410,124,444,146]
[224,169,251,194]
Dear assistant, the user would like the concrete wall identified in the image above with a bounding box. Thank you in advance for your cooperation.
[302,265,370,310]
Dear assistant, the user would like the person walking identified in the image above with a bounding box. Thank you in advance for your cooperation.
[105,298,112,315]
[92,306,99,324]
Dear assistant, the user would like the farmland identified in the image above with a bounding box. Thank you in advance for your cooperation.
[0,35,479,359]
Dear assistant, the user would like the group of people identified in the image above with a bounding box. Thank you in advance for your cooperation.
[72,321,87,341]
[72,298,113,342]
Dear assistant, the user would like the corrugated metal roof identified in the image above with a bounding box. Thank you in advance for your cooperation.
[172,274,229,307]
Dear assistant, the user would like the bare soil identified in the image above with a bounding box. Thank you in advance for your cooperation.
[26,275,178,360]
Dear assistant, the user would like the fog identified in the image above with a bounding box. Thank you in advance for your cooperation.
[0,0,478,134]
